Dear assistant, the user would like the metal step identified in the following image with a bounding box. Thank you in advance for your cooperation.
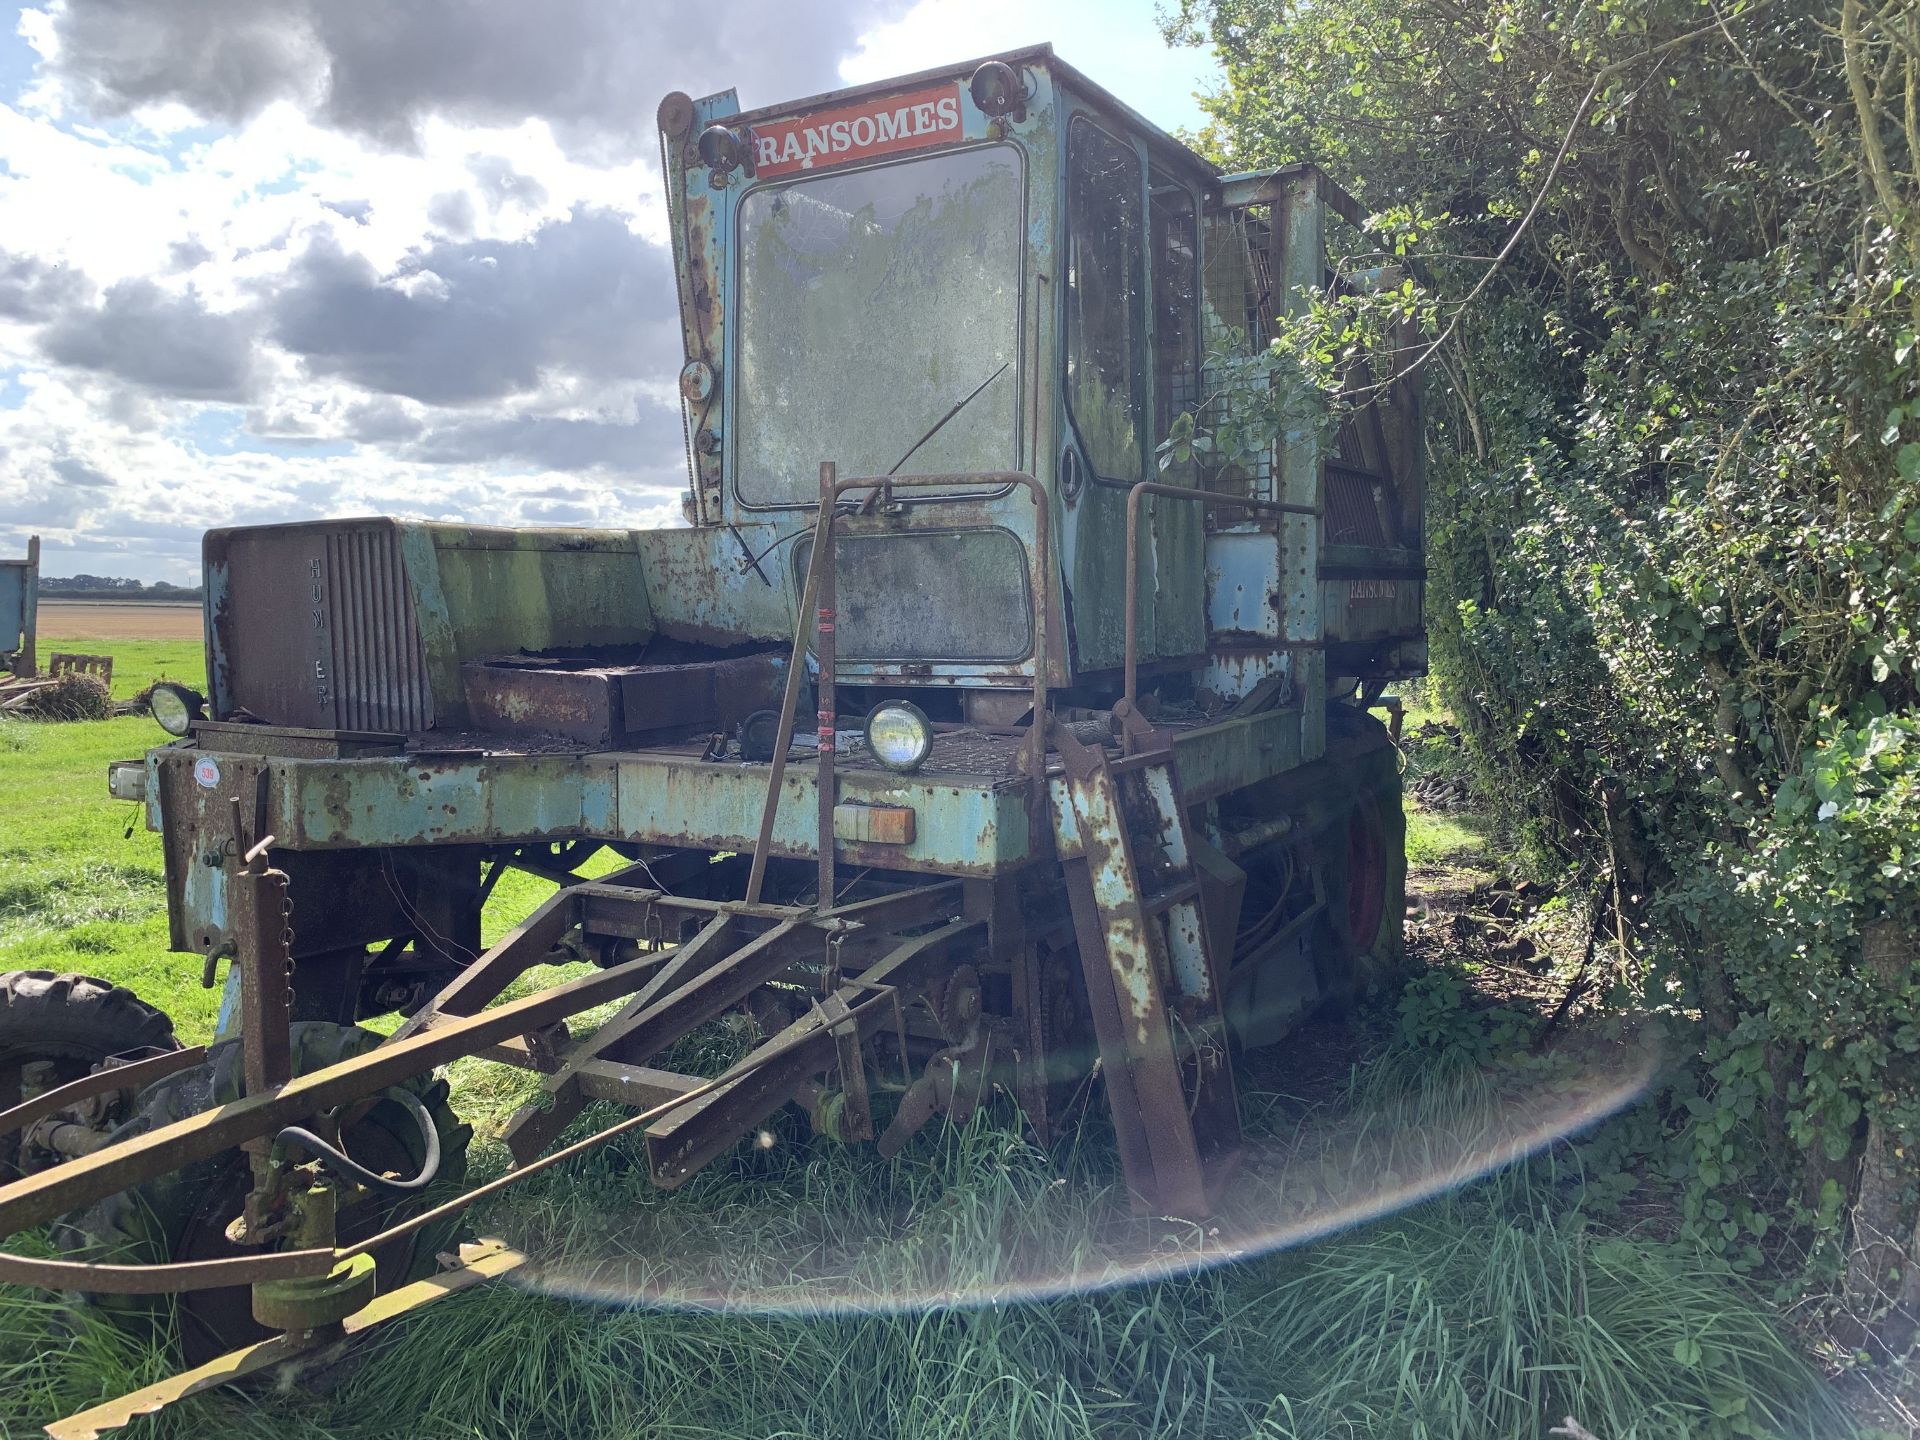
[1047,726,1241,1217]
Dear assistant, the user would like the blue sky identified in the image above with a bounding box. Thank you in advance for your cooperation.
[0,1,1219,582]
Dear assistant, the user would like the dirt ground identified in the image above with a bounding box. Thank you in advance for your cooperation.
[33,601,201,641]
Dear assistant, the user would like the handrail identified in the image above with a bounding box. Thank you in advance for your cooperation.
[1122,481,1319,712]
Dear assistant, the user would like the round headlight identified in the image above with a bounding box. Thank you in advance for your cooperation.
[149,682,204,737]
[738,708,782,763]
[969,60,1025,119]
[697,123,745,175]
[863,701,933,773]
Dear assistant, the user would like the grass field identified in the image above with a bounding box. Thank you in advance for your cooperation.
[0,645,1859,1438]
[0,637,218,1037]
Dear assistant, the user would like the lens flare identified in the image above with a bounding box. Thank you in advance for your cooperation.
[482,1025,1662,1319]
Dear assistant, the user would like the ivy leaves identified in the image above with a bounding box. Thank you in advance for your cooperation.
[1175,0,1920,1313]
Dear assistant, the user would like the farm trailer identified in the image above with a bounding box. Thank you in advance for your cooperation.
[0,46,1425,1435]
[1,534,37,680]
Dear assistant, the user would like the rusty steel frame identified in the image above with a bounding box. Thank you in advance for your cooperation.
[1122,481,1319,714]
[1048,721,1240,1216]
[44,1240,528,1440]
[816,461,839,913]
[744,492,836,905]
[0,877,966,1264]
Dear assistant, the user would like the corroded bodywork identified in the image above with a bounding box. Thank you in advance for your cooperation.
[132,39,1427,1138]
[123,41,1425,1194]
[2,50,1428,1427]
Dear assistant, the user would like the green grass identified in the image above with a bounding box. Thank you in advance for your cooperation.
[1405,807,1493,867]
[0,1053,1853,1439]
[0,636,215,1035]
[0,638,608,1046]
[0,654,1855,1439]
[1386,683,1495,870]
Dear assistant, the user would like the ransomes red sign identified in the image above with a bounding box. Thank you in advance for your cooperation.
[752,84,963,178]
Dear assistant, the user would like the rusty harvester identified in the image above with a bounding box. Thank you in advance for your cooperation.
[0,46,1425,1436]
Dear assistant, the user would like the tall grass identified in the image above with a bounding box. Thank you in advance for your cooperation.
[0,1034,1846,1440]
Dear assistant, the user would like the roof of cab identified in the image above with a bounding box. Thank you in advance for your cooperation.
[712,43,1219,182]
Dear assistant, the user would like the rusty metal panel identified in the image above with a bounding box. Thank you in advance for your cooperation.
[611,752,1031,875]
[418,526,653,689]
[463,661,620,745]
[206,519,654,732]
[277,754,588,849]
[791,529,1032,662]
[326,523,432,731]
[633,524,796,648]
[1322,572,1424,643]
[189,721,405,760]
[618,650,785,734]
[461,650,786,744]
[154,747,265,955]
[208,519,429,733]
[1167,704,1307,801]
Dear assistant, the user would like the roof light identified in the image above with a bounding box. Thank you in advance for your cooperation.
[969,61,1026,120]
[698,124,747,179]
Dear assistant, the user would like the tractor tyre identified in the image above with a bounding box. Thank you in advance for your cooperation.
[1317,705,1409,1004]
[0,970,179,1179]
[53,1021,471,1365]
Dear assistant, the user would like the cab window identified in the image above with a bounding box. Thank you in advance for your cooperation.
[1065,118,1145,483]
[1150,174,1199,481]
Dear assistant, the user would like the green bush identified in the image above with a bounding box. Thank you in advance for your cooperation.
[1168,0,1920,1330]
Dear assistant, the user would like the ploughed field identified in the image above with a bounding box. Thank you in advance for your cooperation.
[0,651,1855,1439]
[33,602,203,644]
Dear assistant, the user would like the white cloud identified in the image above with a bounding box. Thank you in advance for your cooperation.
[1,0,1210,582]
[842,0,1219,136]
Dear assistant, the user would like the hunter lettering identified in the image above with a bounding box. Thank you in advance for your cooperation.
[752,85,963,178]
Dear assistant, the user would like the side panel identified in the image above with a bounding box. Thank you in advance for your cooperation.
[410,525,654,720]
[206,519,653,730]
[1051,88,1211,674]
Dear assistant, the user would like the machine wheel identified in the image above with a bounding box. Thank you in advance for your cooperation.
[1317,707,1409,1002]
[0,970,179,1179]
[53,1021,471,1365]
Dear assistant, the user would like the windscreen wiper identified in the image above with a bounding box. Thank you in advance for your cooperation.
[854,361,1011,512]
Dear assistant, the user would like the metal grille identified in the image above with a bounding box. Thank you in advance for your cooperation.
[324,526,431,732]
[1323,466,1389,546]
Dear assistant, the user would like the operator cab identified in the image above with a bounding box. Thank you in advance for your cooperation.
[655,44,1424,722]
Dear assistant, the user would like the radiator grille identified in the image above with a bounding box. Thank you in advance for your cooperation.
[324,526,431,731]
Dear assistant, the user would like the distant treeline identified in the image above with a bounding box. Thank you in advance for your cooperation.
[40,575,203,603]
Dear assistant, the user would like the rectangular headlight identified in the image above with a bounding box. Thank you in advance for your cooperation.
[106,760,148,803]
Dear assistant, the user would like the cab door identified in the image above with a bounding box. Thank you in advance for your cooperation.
[1056,112,1205,674]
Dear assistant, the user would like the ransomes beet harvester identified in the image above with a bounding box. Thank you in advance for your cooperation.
[0,45,1424,1434]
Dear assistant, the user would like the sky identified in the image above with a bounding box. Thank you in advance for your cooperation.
[0,1,1220,583]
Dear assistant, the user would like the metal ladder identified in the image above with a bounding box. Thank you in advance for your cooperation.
[1048,724,1242,1217]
